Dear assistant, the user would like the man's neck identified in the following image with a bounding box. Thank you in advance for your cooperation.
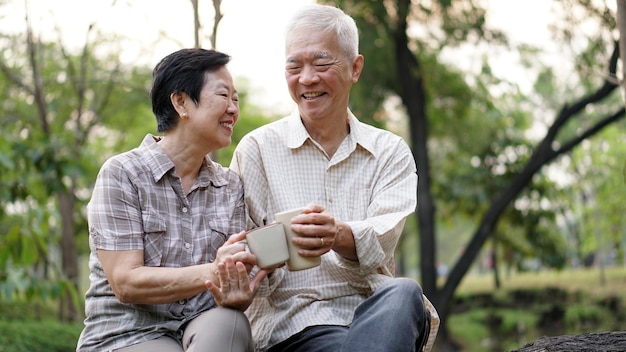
[302,114,350,158]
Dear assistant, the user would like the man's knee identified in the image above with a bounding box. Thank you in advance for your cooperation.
[382,278,423,299]
[395,277,423,294]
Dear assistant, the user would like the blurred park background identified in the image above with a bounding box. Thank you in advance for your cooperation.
[1,0,625,351]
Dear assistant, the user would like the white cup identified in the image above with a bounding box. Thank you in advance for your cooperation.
[275,207,321,271]
[244,223,289,269]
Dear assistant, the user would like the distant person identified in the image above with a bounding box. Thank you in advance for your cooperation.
[231,4,437,352]
[76,48,269,352]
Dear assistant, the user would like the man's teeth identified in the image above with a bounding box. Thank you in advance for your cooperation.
[303,92,323,99]
[220,122,232,128]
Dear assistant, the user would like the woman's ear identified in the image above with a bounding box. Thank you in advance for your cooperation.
[170,92,188,117]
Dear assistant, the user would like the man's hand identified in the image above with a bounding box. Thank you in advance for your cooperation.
[290,203,357,260]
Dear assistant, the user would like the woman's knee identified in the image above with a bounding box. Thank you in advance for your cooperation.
[183,308,252,352]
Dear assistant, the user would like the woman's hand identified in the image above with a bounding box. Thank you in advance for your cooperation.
[213,231,255,274]
[205,230,271,311]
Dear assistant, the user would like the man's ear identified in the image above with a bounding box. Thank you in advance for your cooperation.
[351,54,364,83]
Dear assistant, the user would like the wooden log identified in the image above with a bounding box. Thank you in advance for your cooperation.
[510,331,626,352]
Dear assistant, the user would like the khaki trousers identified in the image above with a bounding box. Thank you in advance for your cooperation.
[116,308,253,352]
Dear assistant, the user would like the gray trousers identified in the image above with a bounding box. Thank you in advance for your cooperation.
[116,308,254,352]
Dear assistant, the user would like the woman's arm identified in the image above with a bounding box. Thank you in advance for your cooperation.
[98,231,255,305]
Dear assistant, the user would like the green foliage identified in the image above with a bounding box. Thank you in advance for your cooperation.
[448,308,540,352]
[447,309,490,349]
[561,125,626,265]
[0,320,83,352]
[564,303,610,331]
[0,30,153,307]
[499,310,537,335]
[0,300,82,352]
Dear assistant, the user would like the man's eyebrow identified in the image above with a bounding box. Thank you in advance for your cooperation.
[314,52,332,59]
[286,52,333,63]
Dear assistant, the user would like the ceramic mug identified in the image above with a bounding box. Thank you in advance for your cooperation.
[244,223,290,269]
[275,207,322,271]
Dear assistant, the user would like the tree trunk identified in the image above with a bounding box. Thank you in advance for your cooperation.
[59,188,79,321]
[191,0,201,48]
[492,240,501,289]
[393,0,438,299]
[616,0,626,105]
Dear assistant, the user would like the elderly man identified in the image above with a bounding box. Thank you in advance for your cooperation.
[231,4,437,352]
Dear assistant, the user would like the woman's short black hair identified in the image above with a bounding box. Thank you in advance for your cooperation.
[150,48,231,132]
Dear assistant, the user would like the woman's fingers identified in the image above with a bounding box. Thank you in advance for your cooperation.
[226,230,247,244]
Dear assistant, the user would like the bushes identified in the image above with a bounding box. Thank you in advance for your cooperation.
[0,301,83,351]
[0,320,83,352]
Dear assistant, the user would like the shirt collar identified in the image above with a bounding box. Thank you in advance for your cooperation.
[140,134,227,187]
[286,110,310,149]
[285,109,377,157]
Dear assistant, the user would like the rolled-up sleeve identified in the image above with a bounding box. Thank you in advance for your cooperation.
[89,158,145,251]
[341,138,417,275]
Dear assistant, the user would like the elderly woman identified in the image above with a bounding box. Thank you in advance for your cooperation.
[77,48,267,352]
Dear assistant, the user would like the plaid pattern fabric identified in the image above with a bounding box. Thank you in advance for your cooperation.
[231,110,437,351]
[77,134,246,351]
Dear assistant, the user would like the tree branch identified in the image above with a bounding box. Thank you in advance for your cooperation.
[438,37,624,322]
[546,41,620,142]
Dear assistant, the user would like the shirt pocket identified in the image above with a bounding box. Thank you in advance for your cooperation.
[205,218,230,262]
[142,211,166,266]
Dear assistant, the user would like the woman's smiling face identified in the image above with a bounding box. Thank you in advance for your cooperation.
[187,66,239,151]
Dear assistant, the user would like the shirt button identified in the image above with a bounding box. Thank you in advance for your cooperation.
[184,242,191,249]
[178,300,185,305]
[182,207,188,213]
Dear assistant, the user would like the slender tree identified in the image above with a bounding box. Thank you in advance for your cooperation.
[616,0,626,103]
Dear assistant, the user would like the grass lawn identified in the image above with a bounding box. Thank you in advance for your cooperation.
[457,266,626,296]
